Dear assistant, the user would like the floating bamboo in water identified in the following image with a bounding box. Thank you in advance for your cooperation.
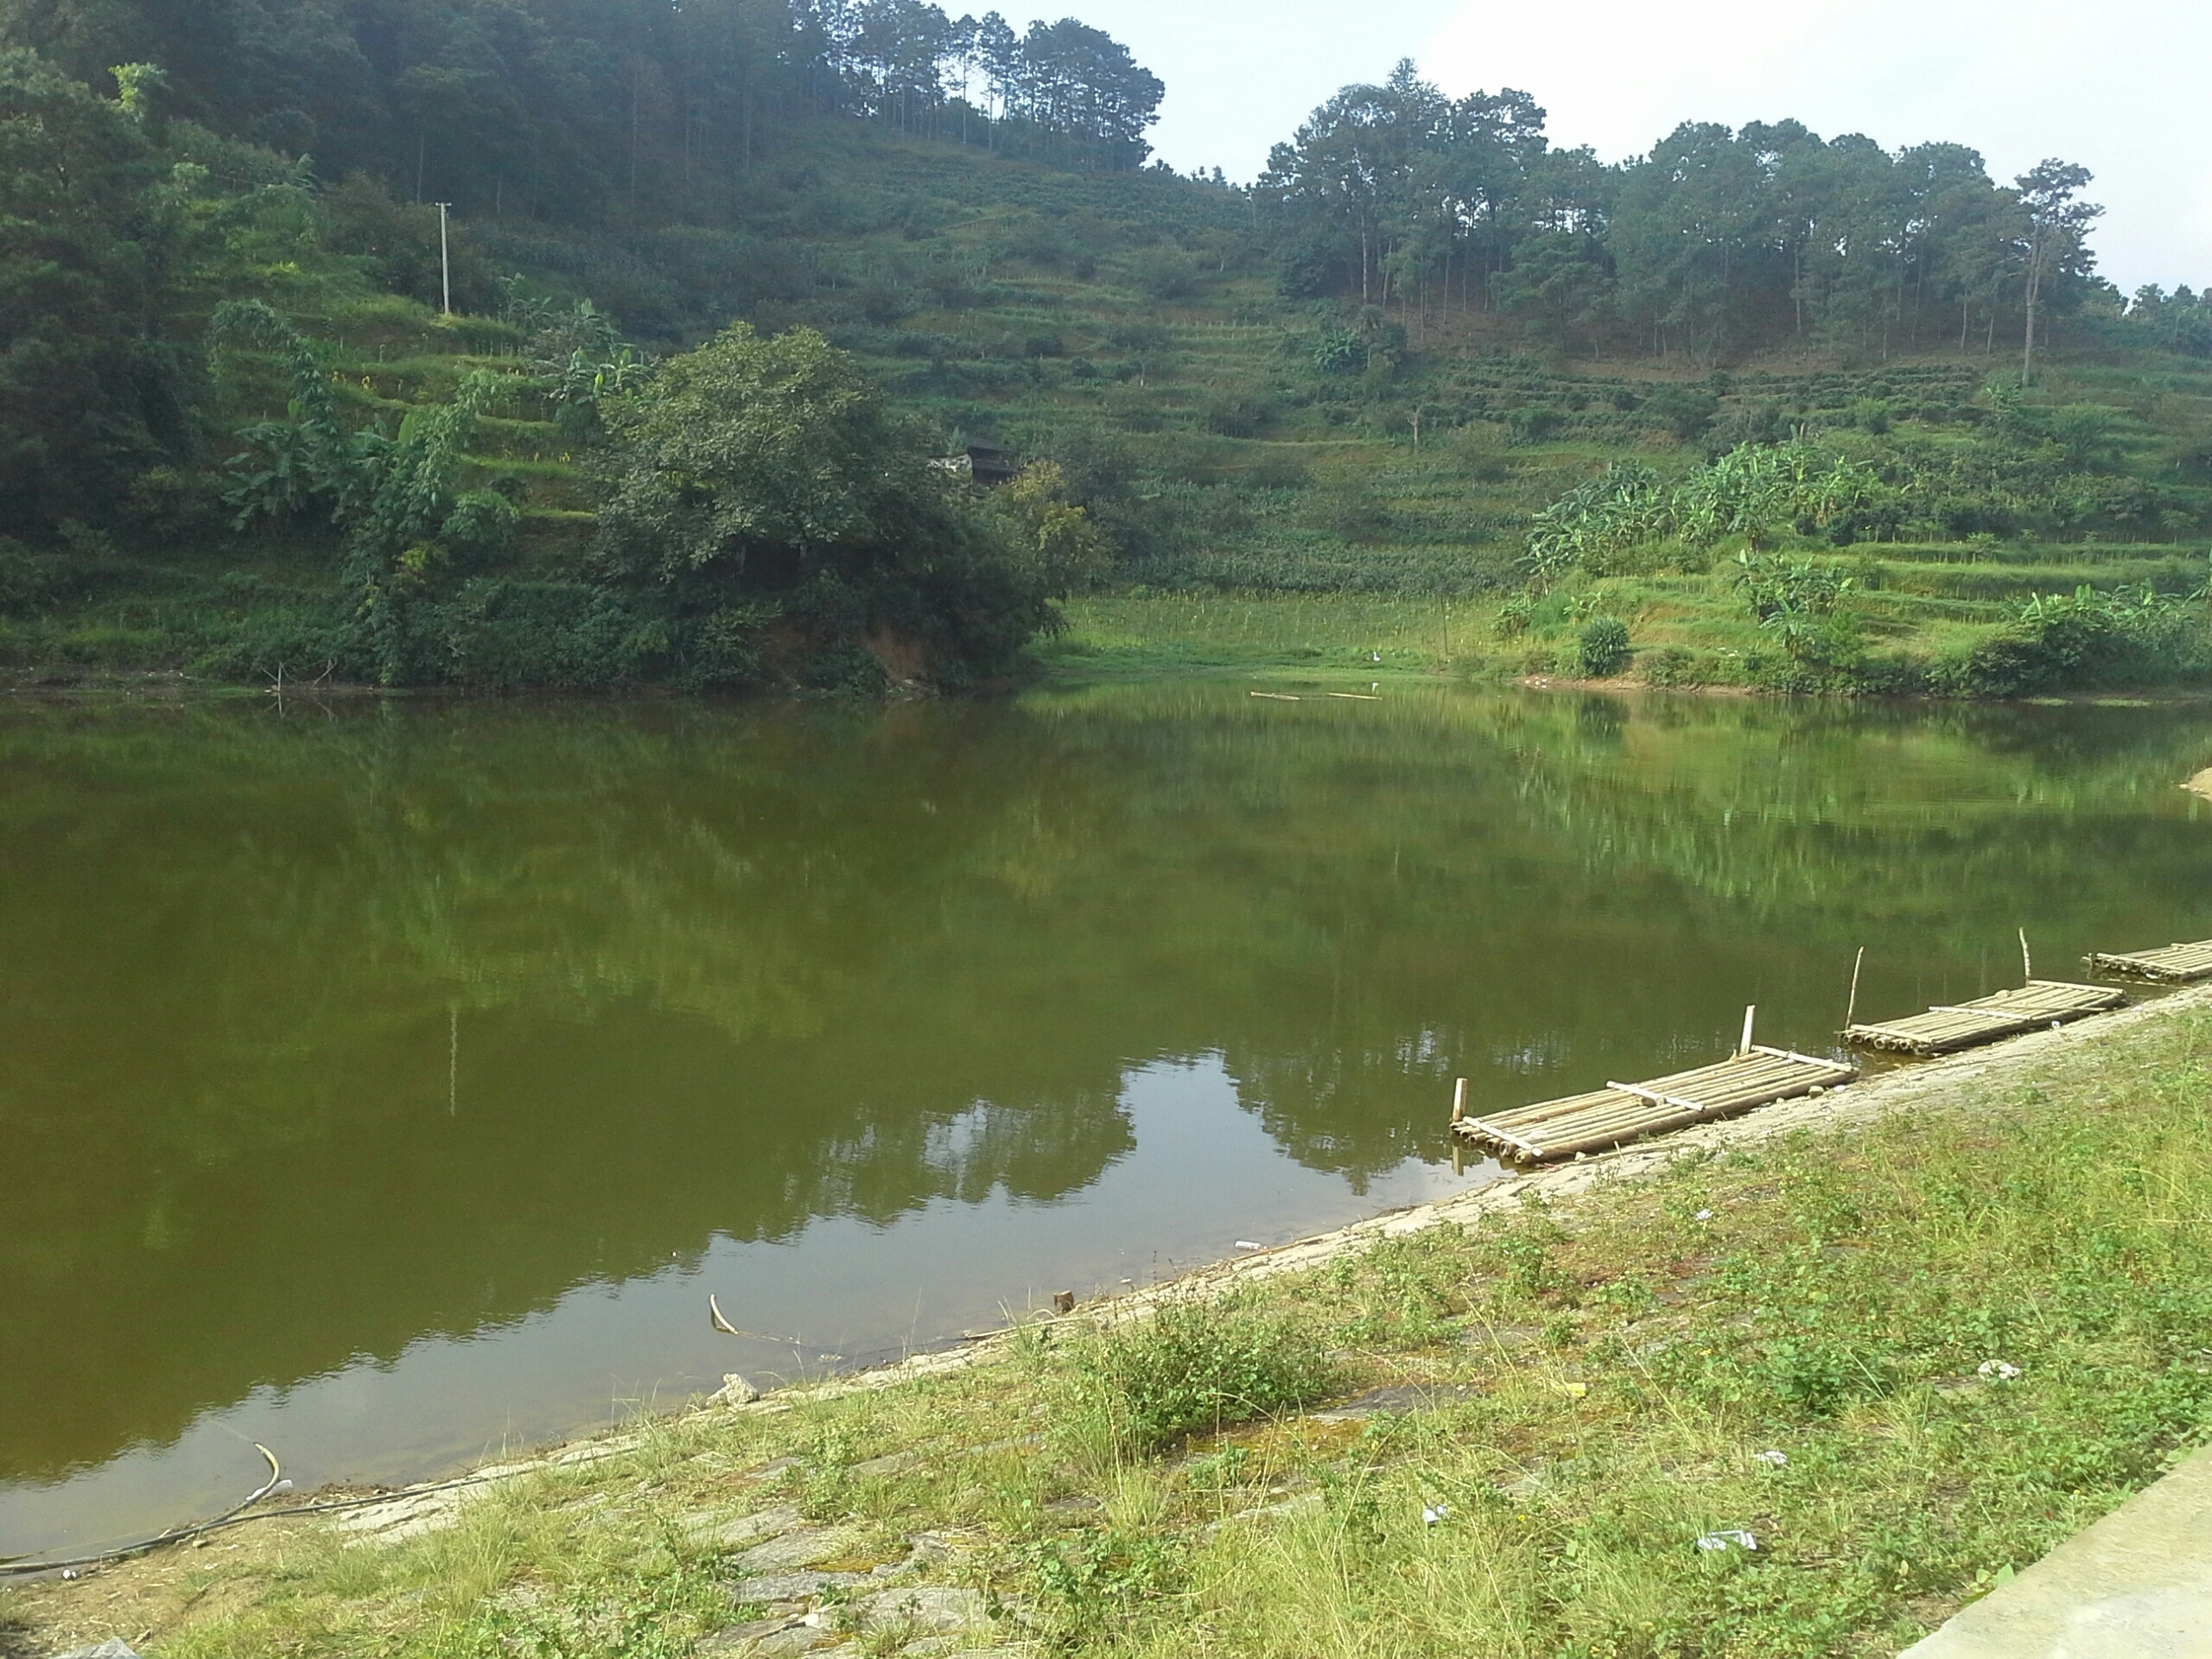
[2085,938,2212,983]
[1843,980,2123,1057]
[1452,1044,1856,1165]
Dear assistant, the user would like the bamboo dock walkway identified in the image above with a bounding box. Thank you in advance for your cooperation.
[2085,938,2212,984]
[1842,980,2125,1057]
[1452,1043,1858,1165]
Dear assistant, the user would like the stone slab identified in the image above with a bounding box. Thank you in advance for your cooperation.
[1310,1383,1477,1421]
[1900,1446,2212,1657]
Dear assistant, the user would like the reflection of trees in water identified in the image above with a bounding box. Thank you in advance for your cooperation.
[2,689,2205,1479]
[1479,694,2212,940]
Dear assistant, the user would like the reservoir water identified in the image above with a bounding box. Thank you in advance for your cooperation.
[3,683,2208,1559]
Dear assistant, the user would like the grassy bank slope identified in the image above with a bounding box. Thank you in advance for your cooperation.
[11,993,2210,1658]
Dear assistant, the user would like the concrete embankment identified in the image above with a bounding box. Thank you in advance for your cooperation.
[319,979,2212,1534]
[14,979,2212,1659]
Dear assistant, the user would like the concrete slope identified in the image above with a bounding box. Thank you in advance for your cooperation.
[1901,1446,2212,1658]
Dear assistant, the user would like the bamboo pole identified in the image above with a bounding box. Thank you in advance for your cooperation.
[1738,1005,1757,1058]
[1451,1077,1468,1126]
[1845,946,1866,1030]
[2019,927,2033,982]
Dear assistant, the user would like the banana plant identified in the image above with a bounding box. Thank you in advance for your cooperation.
[551,345,654,410]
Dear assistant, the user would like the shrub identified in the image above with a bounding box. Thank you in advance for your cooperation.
[1578,614,1631,677]
[1947,586,2211,696]
[1311,327,1363,374]
[1733,551,1852,622]
[1644,385,1719,442]
[1643,644,1700,686]
[1849,397,1892,435]
[1202,392,1274,438]
[1020,1529,1186,1644]
[429,579,668,688]
[1053,1300,1337,1462]
[1507,404,1564,444]
[0,541,66,616]
[440,491,520,566]
[1129,248,1198,301]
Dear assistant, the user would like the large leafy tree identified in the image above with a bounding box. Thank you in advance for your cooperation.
[594,323,1065,676]
[2015,160,2101,385]
[0,48,184,533]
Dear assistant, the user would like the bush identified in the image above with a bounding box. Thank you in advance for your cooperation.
[440,491,520,567]
[1129,248,1199,301]
[1644,385,1719,442]
[1849,397,1892,435]
[1935,588,2212,696]
[1578,614,1631,677]
[1733,551,1852,622]
[1507,404,1564,444]
[1643,644,1700,686]
[0,541,67,615]
[428,580,670,688]
[1202,392,1274,438]
[1052,1300,1338,1462]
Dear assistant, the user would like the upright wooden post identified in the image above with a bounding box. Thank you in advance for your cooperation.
[2019,928,2034,982]
[1845,947,1866,1030]
[1738,1005,1757,1058]
[434,202,453,316]
[1451,1077,1468,1125]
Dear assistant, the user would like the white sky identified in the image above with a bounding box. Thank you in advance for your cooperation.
[1071,0,2210,296]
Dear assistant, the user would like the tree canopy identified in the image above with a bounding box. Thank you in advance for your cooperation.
[1261,62,2114,369]
[0,48,184,531]
[0,0,1166,232]
[595,322,1074,678]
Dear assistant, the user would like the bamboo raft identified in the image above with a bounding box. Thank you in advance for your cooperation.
[2084,938,2212,984]
[1451,1042,1858,1165]
[1842,980,2125,1056]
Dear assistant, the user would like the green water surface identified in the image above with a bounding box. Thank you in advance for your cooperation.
[3,683,2208,1558]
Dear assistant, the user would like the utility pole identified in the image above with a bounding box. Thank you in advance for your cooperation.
[434,202,453,316]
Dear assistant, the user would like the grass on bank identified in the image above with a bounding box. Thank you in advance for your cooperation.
[11,1003,2212,1658]
[1038,540,2212,694]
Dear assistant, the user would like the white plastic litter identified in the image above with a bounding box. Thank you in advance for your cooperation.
[1977,1359,2022,1382]
[1755,1450,1789,1467]
[1234,1240,1263,1250]
[1695,1529,1758,1552]
[1695,1209,1713,1222]
[1422,1503,1450,1526]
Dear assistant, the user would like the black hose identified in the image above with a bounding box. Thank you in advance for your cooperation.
[0,1451,518,1579]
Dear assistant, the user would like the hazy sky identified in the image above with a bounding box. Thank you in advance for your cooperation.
[1071,0,2208,296]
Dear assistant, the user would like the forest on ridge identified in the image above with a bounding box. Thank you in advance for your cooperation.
[3,0,2209,694]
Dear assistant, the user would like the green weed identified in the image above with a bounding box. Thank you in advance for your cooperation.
[1047,1300,1340,1465]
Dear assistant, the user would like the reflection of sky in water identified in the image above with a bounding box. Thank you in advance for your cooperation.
[0,1055,1473,1559]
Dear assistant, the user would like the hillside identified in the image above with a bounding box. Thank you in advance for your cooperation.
[3,29,2210,694]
